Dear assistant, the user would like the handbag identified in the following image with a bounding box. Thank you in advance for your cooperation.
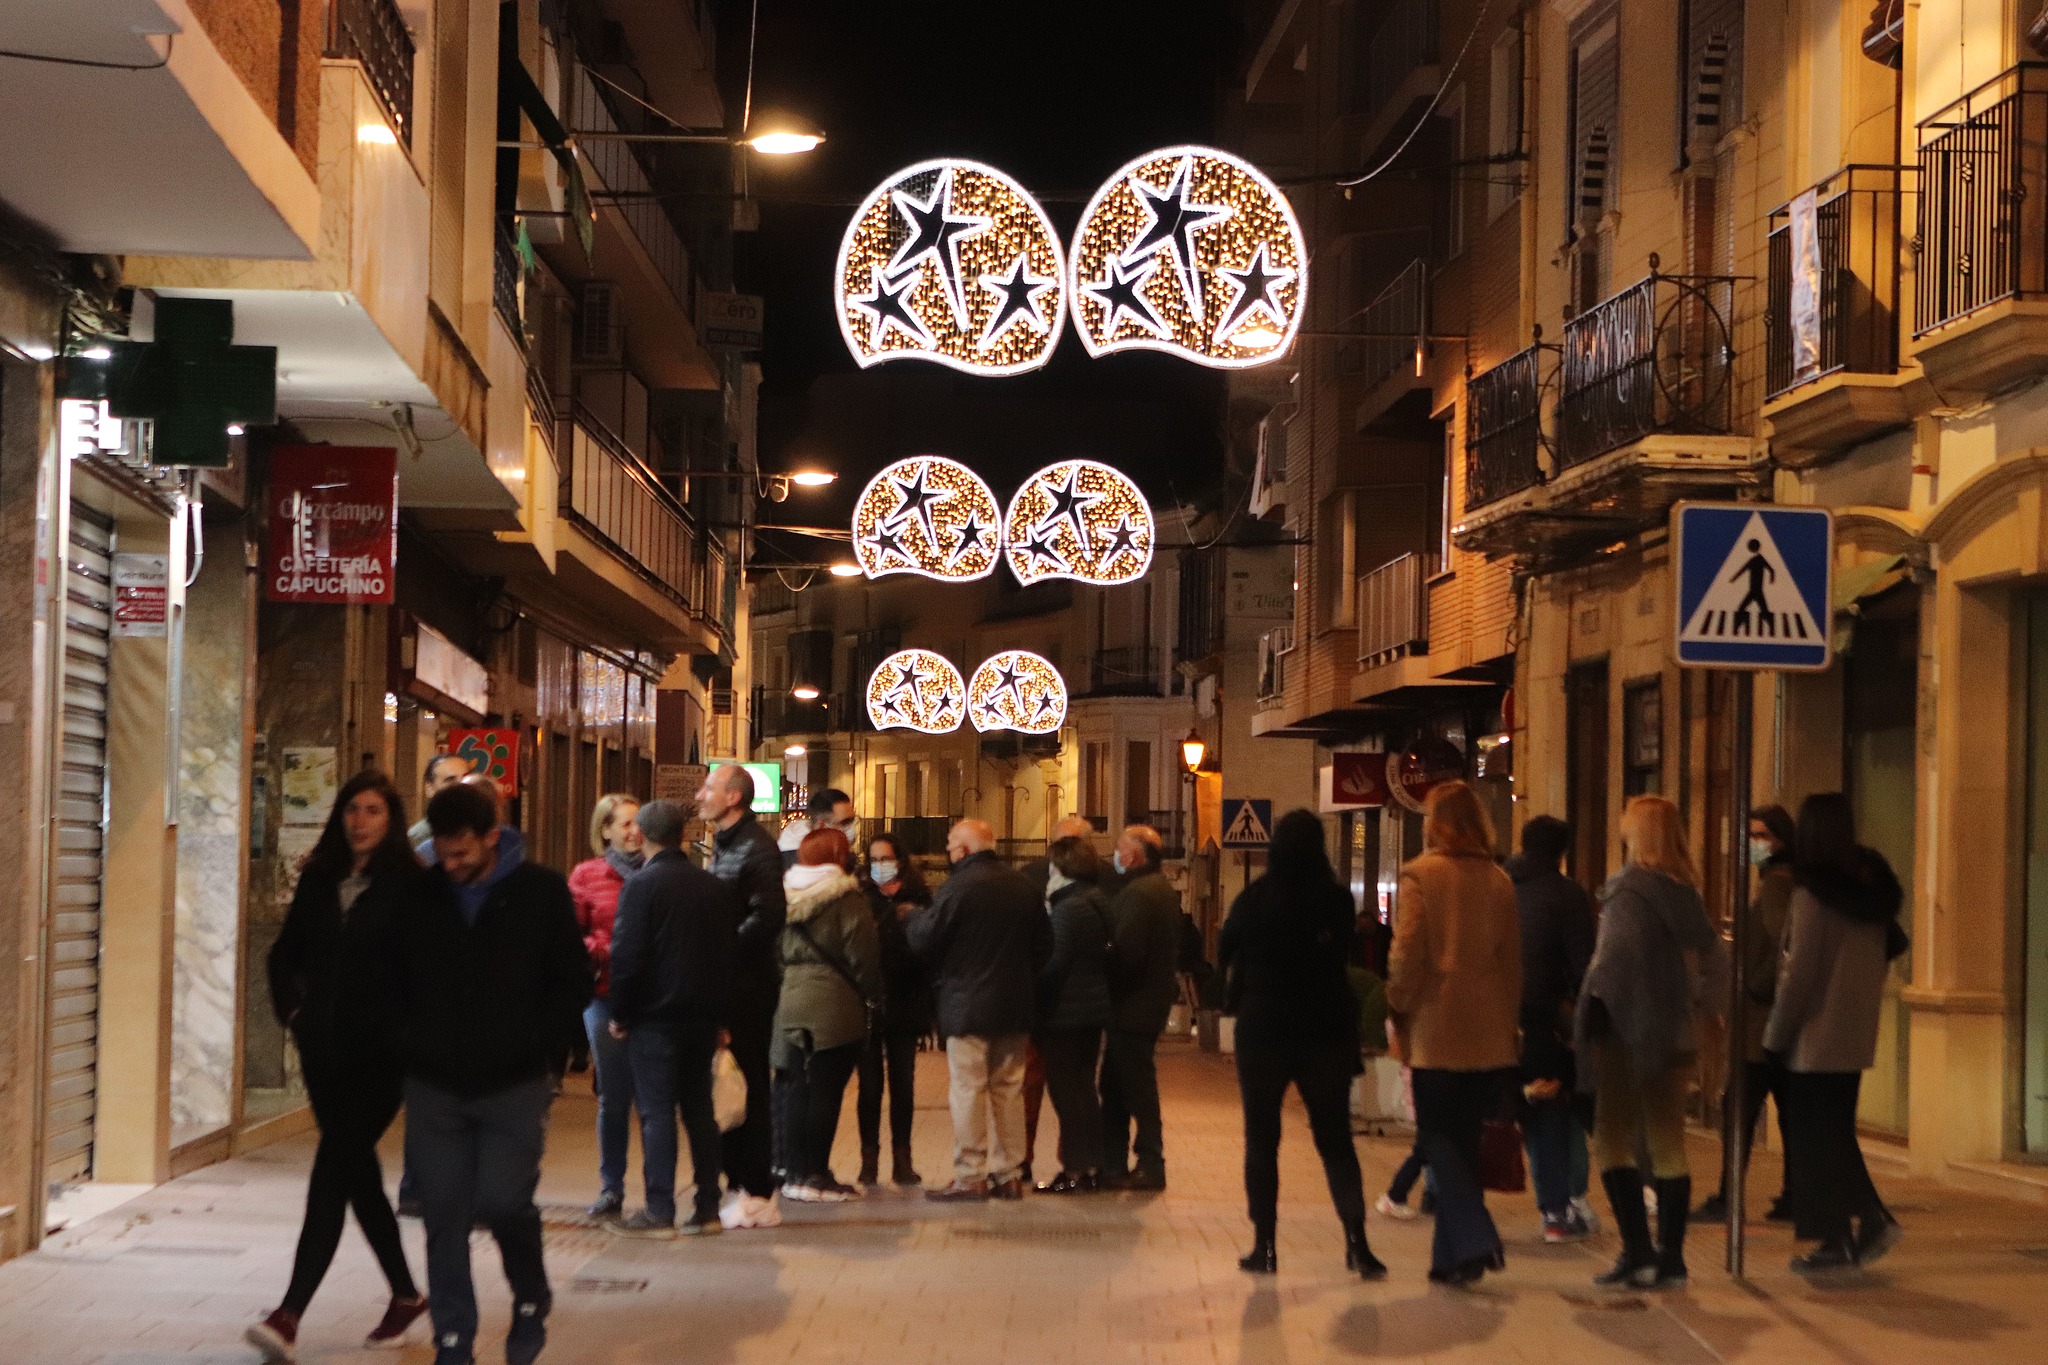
[711,1046,748,1131]
[1478,1117,1527,1193]
[791,918,883,1038]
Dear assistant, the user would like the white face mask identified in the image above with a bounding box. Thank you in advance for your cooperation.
[1748,838,1774,867]
[1112,851,1127,874]
[870,859,898,883]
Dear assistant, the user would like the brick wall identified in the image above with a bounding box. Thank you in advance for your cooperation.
[188,0,325,175]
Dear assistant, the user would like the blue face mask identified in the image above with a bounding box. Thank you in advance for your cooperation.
[1112,851,1127,874]
[870,859,898,883]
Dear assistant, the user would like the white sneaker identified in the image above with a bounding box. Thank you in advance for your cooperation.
[720,1192,782,1229]
[780,1183,821,1204]
[1570,1195,1601,1233]
[1374,1193,1417,1221]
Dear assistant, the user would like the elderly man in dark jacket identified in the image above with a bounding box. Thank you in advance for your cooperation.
[695,764,787,1228]
[605,799,739,1239]
[907,818,1053,1201]
[1101,825,1182,1191]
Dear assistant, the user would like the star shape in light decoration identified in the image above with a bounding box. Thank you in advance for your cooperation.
[1035,466,1101,544]
[849,265,931,347]
[978,254,1058,345]
[1124,156,1230,316]
[866,649,967,734]
[1096,511,1147,568]
[1083,256,1167,340]
[967,650,1067,734]
[1015,524,1067,574]
[850,456,1002,581]
[989,658,1028,712]
[1213,241,1295,343]
[888,166,994,327]
[1003,459,1157,587]
[894,653,933,697]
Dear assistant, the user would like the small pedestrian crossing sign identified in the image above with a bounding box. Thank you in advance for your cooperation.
[1673,503,1832,671]
[1220,798,1273,849]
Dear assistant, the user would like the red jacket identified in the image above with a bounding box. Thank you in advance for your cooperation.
[569,857,628,997]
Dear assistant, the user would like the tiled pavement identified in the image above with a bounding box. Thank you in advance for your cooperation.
[5,1038,2048,1363]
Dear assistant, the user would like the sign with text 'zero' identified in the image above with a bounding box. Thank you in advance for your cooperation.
[1673,503,1832,671]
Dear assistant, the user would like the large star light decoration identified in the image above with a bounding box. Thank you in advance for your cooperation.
[1002,460,1156,587]
[967,650,1067,734]
[851,455,1004,581]
[837,159,1067,375]
[866,650,967,734]
[1070,146,1306,367]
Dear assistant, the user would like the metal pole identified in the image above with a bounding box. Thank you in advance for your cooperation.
[1725,670,1754,1277]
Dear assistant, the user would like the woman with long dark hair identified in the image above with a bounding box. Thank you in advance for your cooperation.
[248,771,427,1362]
[1767,792,1906,1274]
[856,830,932,1185]
[1221,809,1385,1280]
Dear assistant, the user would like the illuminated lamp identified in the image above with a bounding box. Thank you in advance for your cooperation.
[1181,729,1207,773]
[1069,145,1306,368]
[835,159,1066,375]
[1002,459,1154,587]
[850,455,1003,582]
[866,649,968,734]
[967,650,1067,735]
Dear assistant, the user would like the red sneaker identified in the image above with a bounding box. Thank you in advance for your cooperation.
[366,1294,429,1347]
[246,1308,299,1363]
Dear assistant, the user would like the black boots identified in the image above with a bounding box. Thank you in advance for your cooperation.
[1343,1221,1387,1281]
[892,1145,921,1186]
[857,1146,880,1187]
[1593,1168,1658,1289]
[1238,1228,1277,1274]
[1653,1176,1691,1286]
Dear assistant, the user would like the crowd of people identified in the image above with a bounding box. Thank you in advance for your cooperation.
[244,755,1908,1364]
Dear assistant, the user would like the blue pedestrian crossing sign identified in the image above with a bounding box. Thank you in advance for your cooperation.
[1673,502,1832,671]
[1220,798,1273,849]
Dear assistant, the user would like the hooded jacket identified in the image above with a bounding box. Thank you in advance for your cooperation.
[773,864,882,1066]
[1763,848,1904,1073]
[1505,852,1596,1080]
[1575,864,1727,1085]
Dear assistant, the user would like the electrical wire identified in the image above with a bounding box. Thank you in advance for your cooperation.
[0,34,171,70]
[1336,0,1503,189]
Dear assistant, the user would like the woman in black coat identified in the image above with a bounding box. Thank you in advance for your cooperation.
[247,771,427,1362]
[1219,809,1384,1280]
[856,831,934,1186]
[1034,835,1115,1194]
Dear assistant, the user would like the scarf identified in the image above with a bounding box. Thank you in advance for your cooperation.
[1045,866,1074,907]
[606,847,645,880]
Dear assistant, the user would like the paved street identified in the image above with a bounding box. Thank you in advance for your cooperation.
[4,1038,2046,1364]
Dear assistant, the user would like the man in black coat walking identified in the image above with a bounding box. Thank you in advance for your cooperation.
[1101,825,1182,1191]
[1508,815,1597,1241]
[907,819,1053,1201]
[376,781,591,1365]
[695,763,787,1228]
[605,799,738,1238]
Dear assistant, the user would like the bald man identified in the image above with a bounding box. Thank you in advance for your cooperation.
[906,819,1052,1200]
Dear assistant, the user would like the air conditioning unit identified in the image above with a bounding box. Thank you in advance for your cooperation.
[575,281,623,364]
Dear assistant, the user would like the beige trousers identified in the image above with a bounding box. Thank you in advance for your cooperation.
[945,1033,1029,1185]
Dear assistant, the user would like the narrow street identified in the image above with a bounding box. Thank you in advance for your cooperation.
[3,1039,2043,1364]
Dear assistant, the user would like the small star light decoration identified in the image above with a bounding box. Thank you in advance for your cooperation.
[1069,145,1305,368]
[836,159,1067,376]
[866,649,968,734]
[852,455,1004,582]
[967,650,1068,735]
[1003,459,1155,587]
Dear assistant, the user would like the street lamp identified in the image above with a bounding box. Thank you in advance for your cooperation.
[828,562,863,578]
[1181,729,1207,774]
[791,684,820,701]
[787,470,836,487]
[743,110,826,156]
[784,742,807,757]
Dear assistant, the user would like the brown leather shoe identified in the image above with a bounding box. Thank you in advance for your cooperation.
[924,1179,990,1202]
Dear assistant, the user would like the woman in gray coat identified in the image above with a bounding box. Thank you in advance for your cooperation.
[1765,792,1906,1274]
[774,828,883,1202]
[1034,835,1114,1193]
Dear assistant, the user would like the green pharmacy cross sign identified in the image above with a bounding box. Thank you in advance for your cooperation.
[104,298,277,468]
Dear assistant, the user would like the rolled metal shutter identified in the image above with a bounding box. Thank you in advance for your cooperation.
[45,505,113,1186]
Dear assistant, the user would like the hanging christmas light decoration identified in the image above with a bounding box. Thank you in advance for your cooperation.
[1069,145,1305,368]
[1002,459,1155,587]
[836,159,1067,375]
[865,649,968,734]
[851,455,1004,581]
[967,649,1067,734]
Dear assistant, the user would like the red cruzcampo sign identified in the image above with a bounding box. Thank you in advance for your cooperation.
[266,445,398,603]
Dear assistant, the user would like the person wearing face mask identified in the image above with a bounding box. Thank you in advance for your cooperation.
[855,832,933,1185]
[780,788,857,869]
[1099,825,1183,1192]
[1696,804,1799,1225]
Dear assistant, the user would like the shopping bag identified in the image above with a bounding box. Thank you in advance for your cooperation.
[1478,1118,1527,1193]
[712,1046,748,1132]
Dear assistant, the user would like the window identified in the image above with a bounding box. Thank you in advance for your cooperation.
[1435,422,1454,570]
[1082,741,1110,824]
[1317,489,1362,629]
[1124,740,1153,828]
[1565,13,1619,309]
[1486,22,1524,221]
[1435,92,1466,259]
[1678,0,1745,167]
[1622,677,1663,797]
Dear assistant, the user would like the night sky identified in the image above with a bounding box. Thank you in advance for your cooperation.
[719,0,1237,559]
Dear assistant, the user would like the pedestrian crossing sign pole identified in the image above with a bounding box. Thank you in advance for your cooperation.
[1672,500,1831,1283]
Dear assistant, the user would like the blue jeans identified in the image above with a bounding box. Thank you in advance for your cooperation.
[1523,1092,1576,1216]
[1411,1067,1510,1273]
[404,1076,553,1354]
[583,998,636,1199]
[625,1023,724,1222]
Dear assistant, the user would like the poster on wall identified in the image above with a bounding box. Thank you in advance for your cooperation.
[280,746,338,826]
[266,445,398,604]
[111,552,169,638]
[448,728,520,796]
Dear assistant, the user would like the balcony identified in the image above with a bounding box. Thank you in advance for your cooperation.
[494,223,525,341]
[1347,0,1440,153]
[328,0,415,146]
[1763,166,1921,462]
[750,686,830,741]
[1356,553,1434,669]
[1341,259,1430,424]
[1914,64,2048,397]
[1465,345,1543,510]
[1256,625,1295,709]
[563,406,698,609]
[1083,646,1164,697]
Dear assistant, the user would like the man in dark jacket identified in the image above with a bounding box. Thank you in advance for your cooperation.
[605,799,738,1239]
[1015,813,1094,1177]
[1100,825,1181,1191]
[906,819,1053,1200]
[379,781,591,1365]
[1508,815,1598,1241]
[695,763,786,1228]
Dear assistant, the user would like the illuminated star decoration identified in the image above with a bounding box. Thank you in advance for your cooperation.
[866,650,967,734]
[967,650,1067,734]
[836,159,1068,375]
[1069,145,1307,367]
[851,456,1003,581]
[1003,459,1156,587]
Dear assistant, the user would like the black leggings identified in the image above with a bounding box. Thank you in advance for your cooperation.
[856,1026,920,1153]
[773,1040,863,1184]
[1236,1043,1366,1235]
[282,1047,417,1316]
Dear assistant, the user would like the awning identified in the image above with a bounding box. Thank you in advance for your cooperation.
[1831,552,1908,654]
[1862,0,1904,68]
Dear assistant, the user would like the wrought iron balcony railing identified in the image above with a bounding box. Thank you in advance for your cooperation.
[1357,552,1437,669]
[328,0,415,145]
[1557,264,1736,469]
[564,64,696,318]
[1465,344,1543,509]
[494,224,524,340]
[1766,165,1912,398]
[564,406,696,607]
[1917,63,2048,335]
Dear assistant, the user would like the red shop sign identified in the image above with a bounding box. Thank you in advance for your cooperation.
[1331,752,1389,806]
[1388,735,1465,813]
[266,445,398,603]
[448,728,520,797]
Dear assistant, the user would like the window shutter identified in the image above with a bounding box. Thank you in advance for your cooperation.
[1685,0,1744,144]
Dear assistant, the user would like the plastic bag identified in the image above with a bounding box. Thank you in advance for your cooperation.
[712,1046,748,1132]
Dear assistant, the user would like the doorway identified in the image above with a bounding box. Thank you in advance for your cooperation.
[1566,659,1611,893]
[2021,592,2048,1153]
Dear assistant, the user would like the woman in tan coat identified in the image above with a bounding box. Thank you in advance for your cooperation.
[1387,781,1521,1285]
